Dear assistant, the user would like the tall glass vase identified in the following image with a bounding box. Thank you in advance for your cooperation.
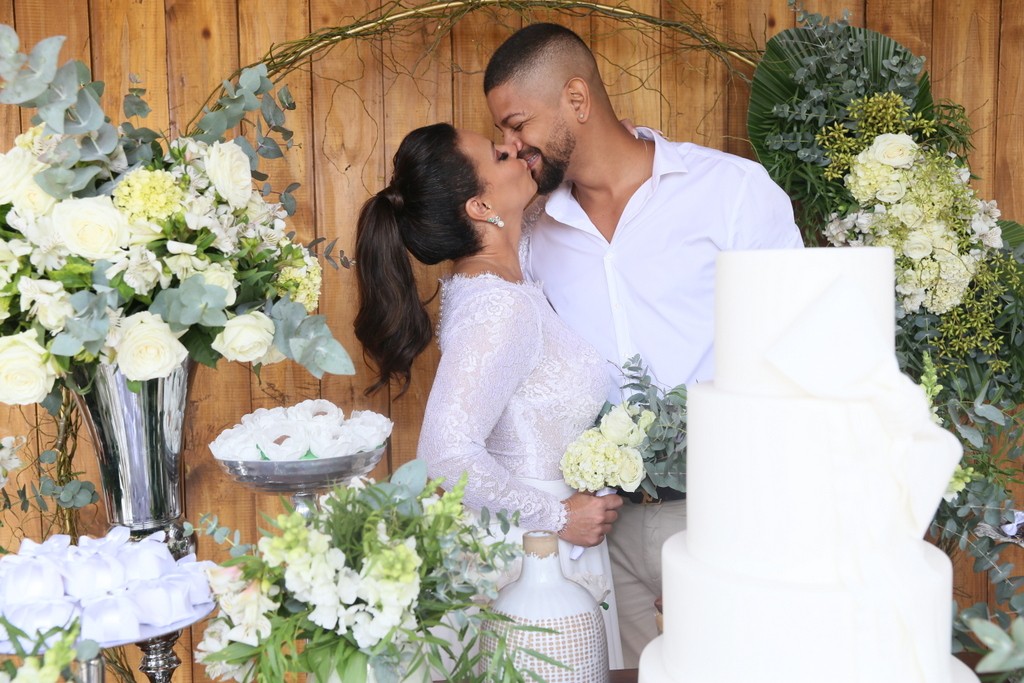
[72,359,195,559]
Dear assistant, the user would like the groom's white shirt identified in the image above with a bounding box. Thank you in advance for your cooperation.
[522,128,804,401]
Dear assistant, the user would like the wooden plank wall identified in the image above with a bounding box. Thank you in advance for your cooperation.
[0,1,1020,679]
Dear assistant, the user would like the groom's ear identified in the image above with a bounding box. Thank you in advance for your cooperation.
[565,77,590,122]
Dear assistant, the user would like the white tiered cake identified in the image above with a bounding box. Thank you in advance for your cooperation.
[638,247,979,683]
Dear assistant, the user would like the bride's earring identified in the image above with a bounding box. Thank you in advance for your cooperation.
[481,203,505,228]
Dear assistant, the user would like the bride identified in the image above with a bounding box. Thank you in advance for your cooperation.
[353,122,624,669]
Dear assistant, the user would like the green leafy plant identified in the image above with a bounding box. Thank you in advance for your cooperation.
[195,460,544,683]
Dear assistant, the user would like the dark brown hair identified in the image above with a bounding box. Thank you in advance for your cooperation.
[354,123,483,396]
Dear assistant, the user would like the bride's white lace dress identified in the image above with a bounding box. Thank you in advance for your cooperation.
[418,273,624,669]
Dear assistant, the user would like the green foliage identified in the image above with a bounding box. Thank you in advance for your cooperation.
[620,355,688,497]
[195,462,533,683]
[747,2,971,240]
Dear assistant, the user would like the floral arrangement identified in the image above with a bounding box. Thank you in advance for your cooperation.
[823,129,1003,317]
[0,25,353,410]
[208,399,392,462]
[195,460,526,683]
[0,527,211,646]
[0,619,97,683]
[748,1,1024,658]
[561,356,689,500]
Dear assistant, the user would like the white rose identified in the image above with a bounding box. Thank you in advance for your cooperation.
[10,175,57,218]
[0,147,46,205]
[890,202,924,229]
[51,195,130,261]
[614,446,646,493]
[867,133,918,168]
[204,140,253,210]
[0,331,59,405]
[874,181,906,204]
[212,311,275,363]
[199,262,238,306]
[902,230,934,260]
[115,312,188,381]
[599,404,644,447]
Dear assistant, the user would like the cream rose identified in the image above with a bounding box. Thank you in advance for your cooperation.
[599,404,643,447]
[10,175,57,218]
[115,312,188,381]
[199,263,239,306]
[614,446,646,493]
[890,202,925,229]
[867,133,918,168]
[51,195,130,261]
[0,331,59,405]
[212,311,275,363]
[204,140,252,210]
[902,230,934,260]
[0,147,46,205]
[875,181,907,204]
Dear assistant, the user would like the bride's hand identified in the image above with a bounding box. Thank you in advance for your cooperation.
[558,491,623,547]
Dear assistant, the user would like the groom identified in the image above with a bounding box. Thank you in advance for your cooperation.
[484,23,803,667]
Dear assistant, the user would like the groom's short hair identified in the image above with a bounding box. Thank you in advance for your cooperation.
[484,23,597,94]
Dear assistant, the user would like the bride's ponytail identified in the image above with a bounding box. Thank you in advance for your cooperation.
[354,123,484,396]
[354,190,431,395]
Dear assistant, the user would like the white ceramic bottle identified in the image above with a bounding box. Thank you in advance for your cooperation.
[482,530,609,682]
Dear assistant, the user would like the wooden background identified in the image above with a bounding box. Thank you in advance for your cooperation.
[0,1,1020,679]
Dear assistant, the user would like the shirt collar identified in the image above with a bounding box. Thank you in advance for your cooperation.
[544,127,689,227]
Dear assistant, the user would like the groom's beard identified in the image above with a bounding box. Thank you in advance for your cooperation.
[526,121,576,195]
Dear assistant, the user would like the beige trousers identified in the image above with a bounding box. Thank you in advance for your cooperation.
[606,498,688,669]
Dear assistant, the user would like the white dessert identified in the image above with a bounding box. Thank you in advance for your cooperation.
[638,247,979,683]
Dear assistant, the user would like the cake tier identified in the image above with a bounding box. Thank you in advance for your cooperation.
[639,637,980,683]
[685,383,962,580]
[714,247,895,397]
[640,531,960,683]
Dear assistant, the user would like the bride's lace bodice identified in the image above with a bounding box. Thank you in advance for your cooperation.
[418,274,608,532]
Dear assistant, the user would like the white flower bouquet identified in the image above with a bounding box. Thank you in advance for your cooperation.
[0,26,352,408]
[195,460,523,683]
[209,400,393,463]
[824,132,1004,316]
[559,404,650,495]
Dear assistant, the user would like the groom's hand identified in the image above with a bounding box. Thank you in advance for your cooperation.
[559,491,624,547]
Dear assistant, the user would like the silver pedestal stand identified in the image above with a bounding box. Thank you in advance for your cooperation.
[215,445,387,519]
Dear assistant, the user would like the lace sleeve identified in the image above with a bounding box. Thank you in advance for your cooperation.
[417,282,568,532]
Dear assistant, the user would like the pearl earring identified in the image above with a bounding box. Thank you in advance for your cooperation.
[486,215,505,228]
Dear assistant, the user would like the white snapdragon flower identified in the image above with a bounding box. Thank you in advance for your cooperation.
[196,619,256,682]
[220,582,276,647]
